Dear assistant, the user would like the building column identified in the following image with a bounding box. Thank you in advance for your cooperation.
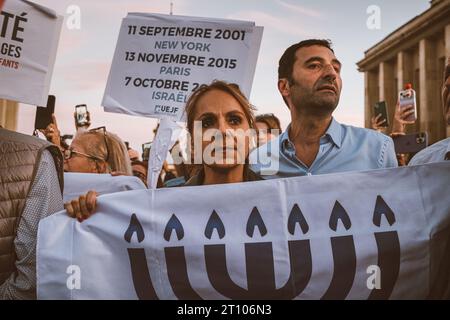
[0,99,18,131]
[379,61,396,132]
[364,69,378,128]
[419,38,442,144]
[397,51,414,95]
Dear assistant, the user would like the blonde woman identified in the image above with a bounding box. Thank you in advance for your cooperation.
[66,81,261,221]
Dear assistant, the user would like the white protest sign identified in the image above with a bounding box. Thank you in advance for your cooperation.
[63,172,146,202]
[0,0,62,106]
[37,162,450,300]
[102,13,263,121]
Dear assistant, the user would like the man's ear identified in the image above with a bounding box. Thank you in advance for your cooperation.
[278,78,290,97]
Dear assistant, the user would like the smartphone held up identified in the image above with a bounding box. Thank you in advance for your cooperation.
[392,132,428,154]
[142,142,152,161]
[34,95,56,131]
[398,83,417,122]
[75,104,90,128]
[373,101,389,127]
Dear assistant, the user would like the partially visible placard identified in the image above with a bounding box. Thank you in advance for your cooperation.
[0,0,62,106]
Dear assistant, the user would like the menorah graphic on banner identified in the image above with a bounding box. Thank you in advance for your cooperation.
[124,195,400,300]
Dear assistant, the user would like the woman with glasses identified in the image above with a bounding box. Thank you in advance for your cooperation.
[64,127,132,175]
[64,127,135,222]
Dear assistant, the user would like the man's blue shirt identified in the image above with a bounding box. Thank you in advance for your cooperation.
[250,118,398,178]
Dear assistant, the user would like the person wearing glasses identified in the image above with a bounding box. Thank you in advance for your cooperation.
[63,126,132,175]
[63,127,144,218]
[255,113,282,147]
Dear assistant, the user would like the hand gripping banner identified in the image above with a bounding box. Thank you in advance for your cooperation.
[37,162,450,299]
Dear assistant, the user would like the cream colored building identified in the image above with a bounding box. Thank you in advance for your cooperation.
[357,0,450,144]
[0,99,19,131]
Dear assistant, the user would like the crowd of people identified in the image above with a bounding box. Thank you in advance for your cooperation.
[0,39,449,299]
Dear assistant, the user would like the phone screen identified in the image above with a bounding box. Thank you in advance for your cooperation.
[75,105,88,126]
[399,90,417,122]
[399,91,415,107]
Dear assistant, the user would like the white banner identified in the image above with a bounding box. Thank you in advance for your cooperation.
[37,162,450,299]
[63,172,146,203]
[0,0,62,106]
[102,13,263,121]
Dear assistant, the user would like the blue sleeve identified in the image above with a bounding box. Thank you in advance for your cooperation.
[381,136,398,168]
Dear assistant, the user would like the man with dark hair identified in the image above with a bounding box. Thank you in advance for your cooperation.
[250,39,397,178]
[409,56,450,165]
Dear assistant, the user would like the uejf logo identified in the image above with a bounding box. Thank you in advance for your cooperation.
[366,5,381,30]
[125,195,400,300]
[66,5,81,30]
